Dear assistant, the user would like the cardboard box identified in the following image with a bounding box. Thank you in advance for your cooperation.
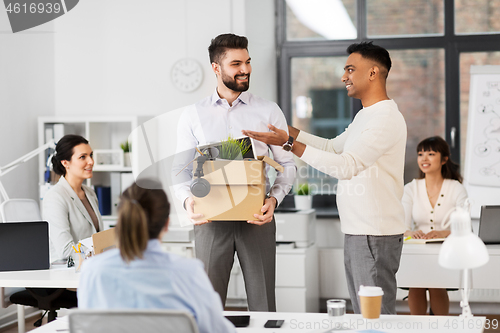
[92,228,117,254]
[193,156,284,221]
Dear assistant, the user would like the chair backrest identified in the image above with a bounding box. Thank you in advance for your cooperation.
[69,309,200,333]
[0,198,43,307]
[0,198,42,222]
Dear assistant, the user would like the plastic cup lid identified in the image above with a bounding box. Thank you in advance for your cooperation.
[358,285,384,297]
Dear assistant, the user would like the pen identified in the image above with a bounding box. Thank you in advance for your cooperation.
[72,245,78,253]
[78,243,81,253]
[404,236,412,241]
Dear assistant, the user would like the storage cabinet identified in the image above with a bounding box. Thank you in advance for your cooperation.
[37,116,148,224]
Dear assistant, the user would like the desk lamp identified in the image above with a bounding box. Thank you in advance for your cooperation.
[438,206,489,317]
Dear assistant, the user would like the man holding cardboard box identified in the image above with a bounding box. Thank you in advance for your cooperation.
[172,34,296,311]
[243,42,407,315]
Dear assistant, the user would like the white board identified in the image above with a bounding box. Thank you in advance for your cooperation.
[464,65,500,218]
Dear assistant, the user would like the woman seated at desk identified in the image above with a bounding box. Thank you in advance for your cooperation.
[402,136,467,315]
[78,180,235,333]
[43,134,103,262]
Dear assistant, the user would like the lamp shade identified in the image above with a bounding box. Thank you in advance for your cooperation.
[439,207,489,270]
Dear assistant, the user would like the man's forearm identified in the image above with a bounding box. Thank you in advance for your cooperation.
[288,125,300,140]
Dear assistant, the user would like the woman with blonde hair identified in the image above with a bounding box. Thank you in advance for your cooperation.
[78,180,235,333]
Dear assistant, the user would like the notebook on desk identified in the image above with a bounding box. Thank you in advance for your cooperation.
[404,237,446,244]
[479,205,500,245]
[0,221,50,271]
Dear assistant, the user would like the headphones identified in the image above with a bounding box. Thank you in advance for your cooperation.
[190,147,219,198]
[190,154,211,198]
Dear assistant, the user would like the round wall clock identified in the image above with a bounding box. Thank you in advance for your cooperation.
[171,58,203,92]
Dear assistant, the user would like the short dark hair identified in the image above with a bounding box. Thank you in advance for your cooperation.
[347,41,392,78]
[208,33,248,64]
[52,134,89,176]
[417,136,463,182]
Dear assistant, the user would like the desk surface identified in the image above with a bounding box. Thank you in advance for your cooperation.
[29,311,487,333]
[0,265,79,289]
[398,243,500,289]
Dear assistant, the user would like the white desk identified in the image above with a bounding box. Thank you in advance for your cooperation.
[0,265,79,333]
[29,311,487,333]
[397,244,500,289]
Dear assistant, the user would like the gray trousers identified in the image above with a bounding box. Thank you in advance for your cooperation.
[344,234,403,314]
[194,219,276,311]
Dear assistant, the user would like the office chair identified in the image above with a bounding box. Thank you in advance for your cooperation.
[0,198,78,327]
[69,309,200,333]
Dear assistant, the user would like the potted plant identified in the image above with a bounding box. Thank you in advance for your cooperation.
[294,183,312,210]
[218,136,251,160]
[120,141,131,167]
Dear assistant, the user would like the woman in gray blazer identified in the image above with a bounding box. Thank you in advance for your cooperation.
[43,135,104,262]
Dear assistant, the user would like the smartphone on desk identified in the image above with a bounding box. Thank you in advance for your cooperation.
[225,315,250,327]
[264,319,284,328]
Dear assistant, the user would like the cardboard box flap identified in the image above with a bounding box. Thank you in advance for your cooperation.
[198,160,264,185]
[257,156,284,173]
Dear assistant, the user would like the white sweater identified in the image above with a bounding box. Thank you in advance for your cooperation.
[298,99,407,235]
[402,178,468,233]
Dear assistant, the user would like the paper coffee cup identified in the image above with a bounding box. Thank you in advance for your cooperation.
[358,286,384,319]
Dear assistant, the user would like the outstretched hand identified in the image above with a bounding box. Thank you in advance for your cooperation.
[242,124,288,146]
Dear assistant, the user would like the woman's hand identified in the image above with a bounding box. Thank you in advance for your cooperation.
[423,230,450,239]
[404,230,425,239]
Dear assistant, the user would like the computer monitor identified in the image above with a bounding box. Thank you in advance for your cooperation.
[0,221,50,271]
[478,206,500,245]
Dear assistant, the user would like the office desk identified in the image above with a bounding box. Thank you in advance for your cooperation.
[0,265,79,333]
[397,244,500,289]
[29,311,487,333]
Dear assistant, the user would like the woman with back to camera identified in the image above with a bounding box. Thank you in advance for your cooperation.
[78,180,235,333]
[402,136,467,315]
[43,134,103,262]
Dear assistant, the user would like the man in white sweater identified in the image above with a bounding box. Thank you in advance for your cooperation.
[243,42,407,314]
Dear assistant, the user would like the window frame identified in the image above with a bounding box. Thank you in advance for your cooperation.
[276,0,500,162]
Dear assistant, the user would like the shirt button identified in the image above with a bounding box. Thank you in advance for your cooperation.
[441,194,444,197]
[430,219,433,222]
[431,211,433,214]
[438,203,441,206]
[431,226,434,230]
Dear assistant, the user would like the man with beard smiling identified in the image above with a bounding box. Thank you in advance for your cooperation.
[172,33,296,311]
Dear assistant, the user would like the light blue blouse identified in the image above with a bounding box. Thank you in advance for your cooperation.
[77,239,235,333]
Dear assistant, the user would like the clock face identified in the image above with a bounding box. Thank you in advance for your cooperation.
[171,59,203,92]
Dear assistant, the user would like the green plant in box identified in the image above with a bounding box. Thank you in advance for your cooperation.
[218,136,251,160]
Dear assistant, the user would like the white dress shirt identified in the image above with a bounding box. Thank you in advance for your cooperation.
[402,178,468,233]
[297,99,407,235]
[78,239,235,333]
[172,90,296,206]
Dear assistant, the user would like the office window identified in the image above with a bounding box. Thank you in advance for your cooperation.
[455,0,500,34]
[388,49,445,181]
[277,0,500,192]
[286,0,357,41]
[459,52,500,173]
[367,0,444,37]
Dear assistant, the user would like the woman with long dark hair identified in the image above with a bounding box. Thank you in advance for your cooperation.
[78,180,235,333]
[402,136,467,315]
[43,134,103,262]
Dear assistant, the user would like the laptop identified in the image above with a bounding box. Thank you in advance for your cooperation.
[0,221,50,271]
[478,206,500,245]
